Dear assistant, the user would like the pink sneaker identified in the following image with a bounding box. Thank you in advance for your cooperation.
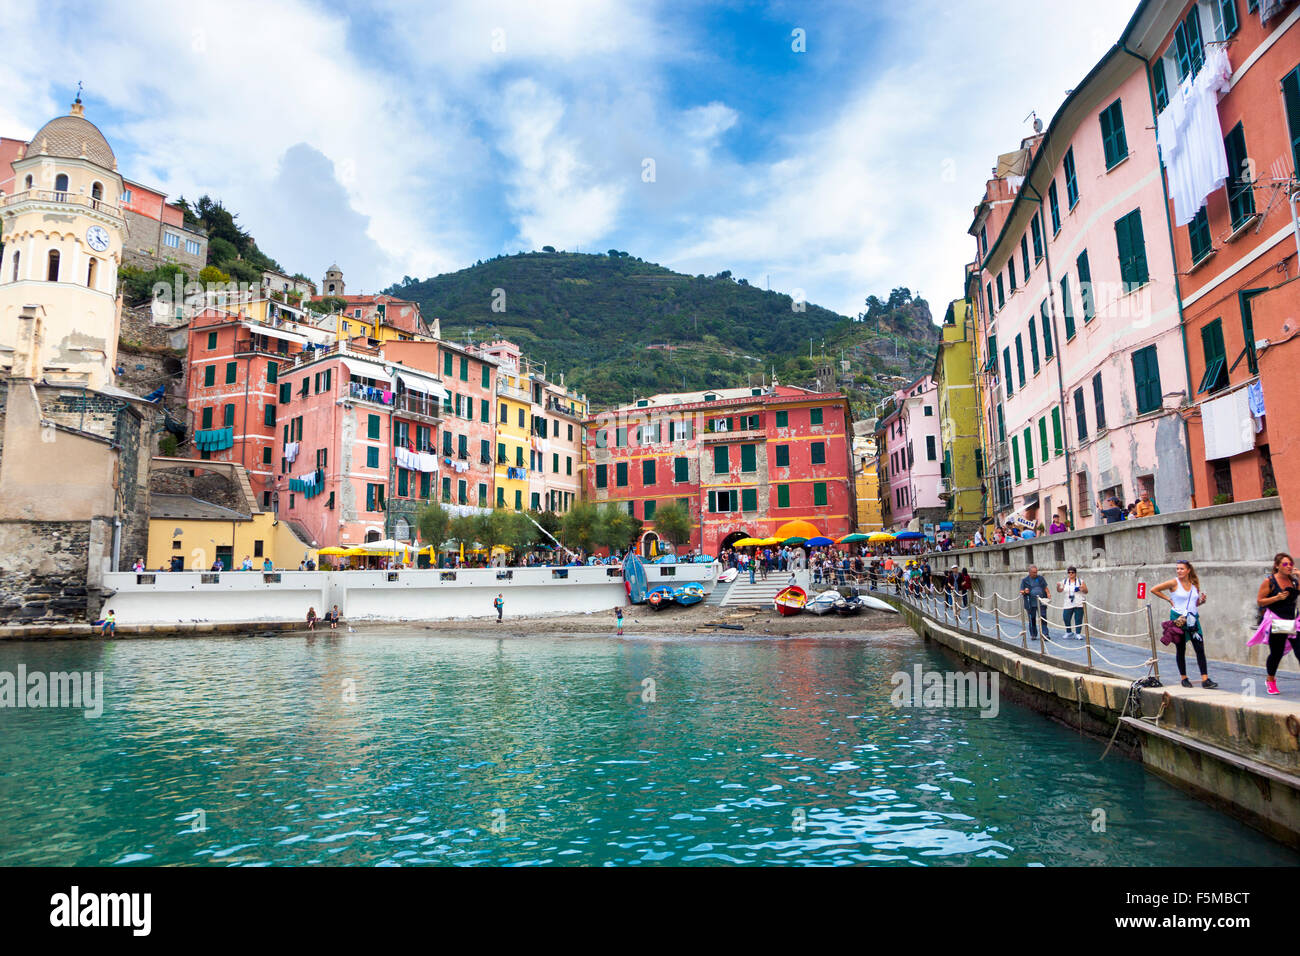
[1267,678,1280,696]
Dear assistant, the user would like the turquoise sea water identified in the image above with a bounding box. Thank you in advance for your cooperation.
[0,627,1295,866]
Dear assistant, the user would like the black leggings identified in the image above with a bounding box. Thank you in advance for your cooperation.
[1266,631,1300,677]
[1176,634,1208,676]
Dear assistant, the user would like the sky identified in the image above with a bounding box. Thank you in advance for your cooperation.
[0,0,1138,318]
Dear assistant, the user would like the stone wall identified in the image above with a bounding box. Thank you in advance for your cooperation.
[0,520,94,624]
[149,466,247,513]
[934,498,1291,668]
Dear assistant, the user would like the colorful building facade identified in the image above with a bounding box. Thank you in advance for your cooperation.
[935,298,984,528]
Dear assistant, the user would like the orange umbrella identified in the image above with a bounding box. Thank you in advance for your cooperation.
[775,519,820,540]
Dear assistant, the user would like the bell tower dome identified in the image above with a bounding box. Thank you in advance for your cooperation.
[323,263,345,296]
[0,94,126,388]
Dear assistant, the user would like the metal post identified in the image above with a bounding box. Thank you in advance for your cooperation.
[1145,603,1161,681]
[1083,603,1093,670]
[1020,604,1029,651]
[971,594,980,635]
[1038,606,1046,655]
[993,604,1001,643]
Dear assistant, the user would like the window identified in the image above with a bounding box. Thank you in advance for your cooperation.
[596,464,607,488]
[643,459,656,485]
[206,331,218,350]
[1199,318,1228,393]
[516,446,523,466]
[741,488,758,512]
[1210,0,1239,40]
[996,274,1005,309]
[458,434,468,459]
[518,409,525,428]
[1064,147,1079,208]
[616,427,627,448]
[776,484,790,508]
[163,232,180,248]
[925,435,936,461]
[1021,236,1031,280]
[708,490,738,513]
[1115,209,1149,290]
[366,483,385,512]
[810,407,824,426]
[997,404,1006,442]
[1131,346,1164,417]
[775,445,790,467]
[1015,334,1026,389]
[366,446,379,468]
[263,446,272,464]
[497,486,505,507]
[1154,58,1170,112]
[1040,299,1054,360]
[1031,214,1044,262]
[1029,318,1040,375]
[201,406,213,429]
[775,410,788,428]
[1173,6,1205,81]
[459,356,468,381]
[368,414,380,440]
[1100,99,1128,169]
[481,399,489,423]
[674,456,689,482]
[714,445,729,474]
[1061,276,1076,340]
[741,444,758,472]
[1023,427,1035,478]
[443,351,453,376]
[203,364,215,387]
[1077,250,1095,322]
[643,499,657,520]
[1003,347,1014,396]
[616,462,628,487]
[810,442,826,465]
[1092,372,1108,431]
[1039,415,1050,463]
[443,431,454,456]
[813,482,827,507]
[1008,258,1017,293]
[397,469,409,498]
[279,382,291,404]
[923,405,933,417]
[185,239,202,256]
[264,404,276,426]
[1189,207,1213,264]
[514,489,523,511]
[1284,64,1300,182]
[477,482,487,505]
[1224,122,1256,229]
[501,403,508,424]
[1012,434,1022,484]
[1073,387,1088,442]
[1049,180,1061,234]
[986,282,995,320]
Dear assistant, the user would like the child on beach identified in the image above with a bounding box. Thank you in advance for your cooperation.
[616,606,624,635]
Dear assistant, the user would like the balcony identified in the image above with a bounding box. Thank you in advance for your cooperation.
[496,378,531,403]
[700,427,763,443]
[233,337,293,358]
[396,393,442,420]
[0,189,123,219]
[348,382,393,406]
[546,397,582,418]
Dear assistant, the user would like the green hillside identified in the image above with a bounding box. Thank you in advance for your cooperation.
[384,251,939,413]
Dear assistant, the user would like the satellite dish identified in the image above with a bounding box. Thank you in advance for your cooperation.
[1033,116,1044,133]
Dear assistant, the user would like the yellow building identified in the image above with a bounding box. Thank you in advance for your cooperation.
[935,298,984,527]
[495,369,532,510]
[146,499,314,570]
[852,434,883,531]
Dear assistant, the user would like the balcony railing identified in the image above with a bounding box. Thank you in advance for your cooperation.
[0,189,122,217]
[349,382,393,406]
[496,378,531,403]
[396,393,442,419]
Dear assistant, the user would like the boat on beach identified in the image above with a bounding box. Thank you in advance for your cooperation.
[807,589,839,615]
[647,585,676,610]
[673,583,706,606]
[774,585,806,616]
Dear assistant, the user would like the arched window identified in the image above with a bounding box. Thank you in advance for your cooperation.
[91,182,103,200]
[46,249,60,282]
[23,174,32,190]
[10,250,18,282]
[394,516,411,541]
[365,529,382,543]
[53,173,68,198]
[87,257,97,289]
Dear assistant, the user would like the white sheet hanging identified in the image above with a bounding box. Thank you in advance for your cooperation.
[1201,387,1255,461]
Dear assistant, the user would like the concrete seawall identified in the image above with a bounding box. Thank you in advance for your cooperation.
[888,592,1300,848]
[935,498,1293,669]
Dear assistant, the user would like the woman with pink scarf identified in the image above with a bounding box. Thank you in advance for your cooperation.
[1253,552,1300,695]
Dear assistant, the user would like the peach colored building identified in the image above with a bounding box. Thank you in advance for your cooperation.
[972,43,1192,530]
[875,375,942,532]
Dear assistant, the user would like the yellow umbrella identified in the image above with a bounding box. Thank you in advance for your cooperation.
[317,547,349,556]
[342,547,369,556]
[867,532,896,543]
[755,537,783,546]
[775,520,820,540]
[732,537,764,547]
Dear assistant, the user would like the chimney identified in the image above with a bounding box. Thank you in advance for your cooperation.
[12,304,45,380]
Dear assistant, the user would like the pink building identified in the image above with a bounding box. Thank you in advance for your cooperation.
[876,375,942,531]
[972,45,1191,530]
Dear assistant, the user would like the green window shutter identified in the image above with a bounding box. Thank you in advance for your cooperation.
[1002,347,1014,396]
[1224,123,1256,228]
[1061,276,1076,340]
[1153,59,1169,111]
[1073,387,1088,441]
[266,361,278,383]
[1038,417,1049,465]
[515,490,522,510]
[1049,180,1061,233]
[644,499,656,519]
[674,457,688,482]
[367,446,379,468]
[480,399,489,423]
[813,482,827,507]
[811,442,826,465]
[206,331,217,349]
[810,407,823,426]
[458,434,468,458]
[596,464,607,488]
[708,490,717,513]
[368,414,380,440]
[201,406,213,429]
[1052,407,1063,456]
[222,404,234,426]
[367,484,376,511]
[643,459,655,484]
[713,444,729,474]
[496,486,504,507]
[443,351,452,376]
[741,488,757,512]
[1015,334,1026,388]
[1189,206,1212,264]
[264,404,275,426]
[1132,345,1163,414]
[477,481,486,504]
[1241,289,1262,375]
[1011,435,1022,484]
[1101,100,1128,169]
[481,365,489,388]
[1023,428,1035,478]
[1284,67,1300,185]
[421,473,431,498]
[1021,236,1030,280]
[1115,210,1148,289]
[996,404,1005,442]
[616,462,628,486]
[398,469,408,497]
[1031,214,1043,260]
[443,431,453,456]
[224,362,236,384]
[986,282,995,319]
[777,484,790,508]
[740,444,757,472]
[775,445,790,467]
[1077,250,1095,321]
[1199,318,1227,393]
[1040,299,1053,359]
[1093,373,1107,430]
[459,356,468,381]
[1008,257,1016,292]
[996,274,1005,308]
[279,382,291,403]
[1186,8,1204,75]
[775,410,788,428]
[1064,147,1079,207]
[204,365,215,387]
[1028,318,1040,374]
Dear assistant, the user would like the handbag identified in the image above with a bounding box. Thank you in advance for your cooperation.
[1160,619,1185,646]
[1272,618,1297,635]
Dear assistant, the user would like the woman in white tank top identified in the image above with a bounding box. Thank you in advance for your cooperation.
[1152,560,1217,689]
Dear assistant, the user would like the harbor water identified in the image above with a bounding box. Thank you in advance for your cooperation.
[0,627,1295,866]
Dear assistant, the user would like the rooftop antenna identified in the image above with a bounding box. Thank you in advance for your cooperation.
[1024,110,1043,134]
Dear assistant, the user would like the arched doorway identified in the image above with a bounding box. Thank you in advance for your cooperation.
[46,250,60,281]
[53,173,68,198]
[719,531,751,554]
[394,516,411,541]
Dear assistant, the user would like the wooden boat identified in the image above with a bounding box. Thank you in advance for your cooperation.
[673,583,706,607]
[646,585,676,611]
[834,594,865,616]
[807,589,839,615]
[774,585,807,616]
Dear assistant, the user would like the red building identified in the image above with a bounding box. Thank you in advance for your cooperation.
[1126,0,1298,507]
[584,385,855,554]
